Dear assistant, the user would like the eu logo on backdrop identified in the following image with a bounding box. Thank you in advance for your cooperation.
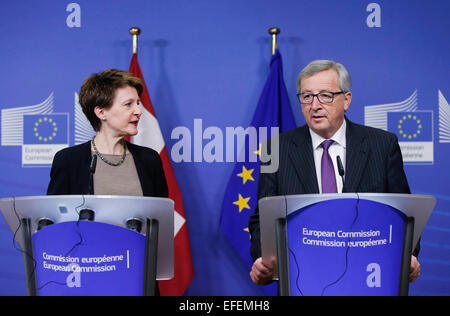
[0,93,70,167]
[387,111,433,164]
[23,115,68,145]
[22,114,69,167]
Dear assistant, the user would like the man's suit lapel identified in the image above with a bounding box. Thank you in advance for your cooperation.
[288,126,319,194]
[344,120,370,192]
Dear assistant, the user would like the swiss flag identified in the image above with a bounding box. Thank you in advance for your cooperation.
[129,53,194,295]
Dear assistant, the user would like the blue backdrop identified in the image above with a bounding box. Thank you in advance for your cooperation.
[0,0,449,295]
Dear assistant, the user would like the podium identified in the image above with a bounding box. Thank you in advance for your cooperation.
[0,195,174,296]
[259,193,436,296]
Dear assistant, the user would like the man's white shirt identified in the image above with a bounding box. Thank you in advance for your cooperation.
[309,120,346,193]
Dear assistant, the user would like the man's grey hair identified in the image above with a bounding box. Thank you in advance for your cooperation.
[296,60,352,93]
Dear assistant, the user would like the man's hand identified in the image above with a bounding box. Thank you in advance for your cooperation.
[250,257,275,285]
[410,255,420,283]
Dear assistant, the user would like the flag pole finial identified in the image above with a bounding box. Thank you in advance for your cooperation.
[129,27,141,54]
[268,27,280,55]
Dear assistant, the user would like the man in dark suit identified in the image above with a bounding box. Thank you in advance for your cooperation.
[248,60,421,285]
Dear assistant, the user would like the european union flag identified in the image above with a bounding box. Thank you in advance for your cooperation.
[387,111,433,142]
[23,114,69,144]
[219,50,296,293]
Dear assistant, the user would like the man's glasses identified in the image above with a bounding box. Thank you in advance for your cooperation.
[296,91,345,104]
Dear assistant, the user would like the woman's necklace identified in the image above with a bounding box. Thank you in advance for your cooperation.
[91,137,127,167]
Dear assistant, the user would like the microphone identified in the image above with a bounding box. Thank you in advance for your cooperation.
[336,155,345,192]
[90,154,97,175]
[88,154,97,195]
[81,154,97,222]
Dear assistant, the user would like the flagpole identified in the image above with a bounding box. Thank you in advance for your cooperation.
[129,27,141,54]
[127,26,194,295]
[268,27,280,55]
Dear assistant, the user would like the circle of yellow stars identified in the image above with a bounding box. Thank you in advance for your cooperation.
[232,144,261,236]
[397,114,422,140]
[34,117,58,142]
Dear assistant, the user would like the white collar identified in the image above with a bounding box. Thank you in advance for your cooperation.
[309,119,347,150]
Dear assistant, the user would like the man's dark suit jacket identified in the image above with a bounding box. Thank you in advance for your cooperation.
[249,118,418,261]
[47,140,168,198]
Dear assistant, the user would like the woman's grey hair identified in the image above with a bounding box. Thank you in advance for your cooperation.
[296,60,352,93]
